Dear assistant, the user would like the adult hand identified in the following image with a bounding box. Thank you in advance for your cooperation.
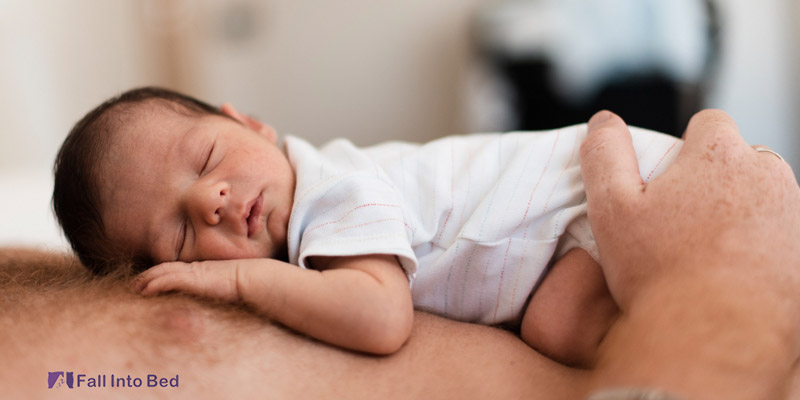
[581,110,800,309]
[580,110,800,399]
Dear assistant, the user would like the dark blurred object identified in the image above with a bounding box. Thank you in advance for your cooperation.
[474,0,720,137]
[499,60,703,135]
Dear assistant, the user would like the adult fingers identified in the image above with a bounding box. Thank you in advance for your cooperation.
[678,109,748,164]
[580,111,644,204]
[679,109,797,185]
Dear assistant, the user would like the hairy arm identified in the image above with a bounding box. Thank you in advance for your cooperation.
[136,254,414,355]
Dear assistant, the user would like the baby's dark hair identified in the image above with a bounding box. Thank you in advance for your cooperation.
[53,86,231,274]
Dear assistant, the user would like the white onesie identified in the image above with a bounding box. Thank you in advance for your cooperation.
[284,124,681,325]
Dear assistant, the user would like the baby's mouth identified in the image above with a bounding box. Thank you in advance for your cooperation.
[246,193,264,237]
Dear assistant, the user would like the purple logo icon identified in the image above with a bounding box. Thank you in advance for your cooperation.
[48,371,74,389]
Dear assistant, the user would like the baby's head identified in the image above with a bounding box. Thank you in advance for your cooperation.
[53,87,296,274]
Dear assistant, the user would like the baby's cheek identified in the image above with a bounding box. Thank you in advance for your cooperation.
[194,234,255,261]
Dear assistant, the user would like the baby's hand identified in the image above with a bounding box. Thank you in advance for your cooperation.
[134,260,242,303]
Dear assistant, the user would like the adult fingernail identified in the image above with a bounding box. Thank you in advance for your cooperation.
[588,111,612,131]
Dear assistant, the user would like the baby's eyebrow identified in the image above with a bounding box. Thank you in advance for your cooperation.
[172,122,201,156]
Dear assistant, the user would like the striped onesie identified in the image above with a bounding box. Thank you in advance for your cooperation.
[284,124,681,325]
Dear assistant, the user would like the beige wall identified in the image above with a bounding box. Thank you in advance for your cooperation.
[0,1,164,171]
[178,0,496,146]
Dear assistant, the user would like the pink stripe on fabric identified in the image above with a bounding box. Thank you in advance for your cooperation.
[334,218,411,234]
[435,141,456,246]
[491,130,562,323]
[514,130,560,232]
[540,129,580,215]
[495,132,579,322]
[507,236,534,320]
[645,141,679,182]
[306,203,400,234]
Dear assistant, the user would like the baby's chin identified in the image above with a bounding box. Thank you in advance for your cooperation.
[262,225,290,261]
[242,237,286,262]
[246,234,287,262]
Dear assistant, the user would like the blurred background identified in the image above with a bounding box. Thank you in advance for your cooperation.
[1,0,798,249]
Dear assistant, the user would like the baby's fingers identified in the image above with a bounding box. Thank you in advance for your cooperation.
[138,269,200,296]
[134,260,242,302]
[134,262,194,294]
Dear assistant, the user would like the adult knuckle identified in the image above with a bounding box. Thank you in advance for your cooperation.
[690,109,734,128]
[688,110,742,150]
[770,162,799,190]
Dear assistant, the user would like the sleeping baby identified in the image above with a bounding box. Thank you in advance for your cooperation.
[53,87,681,367]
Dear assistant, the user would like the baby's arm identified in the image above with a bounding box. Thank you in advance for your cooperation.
[135,255,414,354]
[520,248,619,368]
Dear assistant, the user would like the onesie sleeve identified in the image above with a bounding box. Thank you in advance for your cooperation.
[285,136,418,282]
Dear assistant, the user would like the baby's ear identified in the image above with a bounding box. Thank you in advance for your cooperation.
[220,103,278,143]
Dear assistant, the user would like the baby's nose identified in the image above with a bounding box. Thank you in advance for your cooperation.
[189,181,230,225]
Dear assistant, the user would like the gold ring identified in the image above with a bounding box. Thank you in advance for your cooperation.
[752,145,785,163]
